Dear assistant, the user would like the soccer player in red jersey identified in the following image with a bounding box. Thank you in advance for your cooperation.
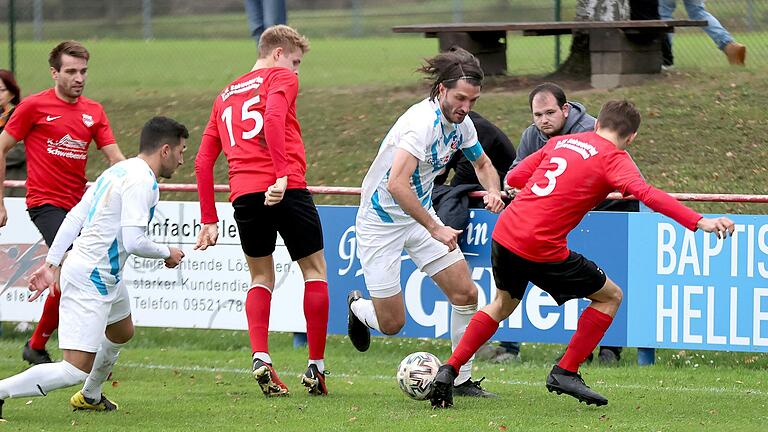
[0,41,125,366]
[194,25,329,397]
[430,100,735,408]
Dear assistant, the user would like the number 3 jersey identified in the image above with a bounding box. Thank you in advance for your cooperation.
[196,67,307,223]
[495,131,701,263]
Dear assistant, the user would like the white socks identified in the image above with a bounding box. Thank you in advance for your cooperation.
[82,338,124,401]
[253,352,273,364]
[451,303,478,386]
[350,298,381,332]
[0,360,88,399]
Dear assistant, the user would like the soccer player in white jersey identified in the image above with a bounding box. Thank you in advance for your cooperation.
[347,48,505,397]
[0,116,187,419]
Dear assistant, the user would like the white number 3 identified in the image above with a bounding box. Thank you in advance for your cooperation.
[531,157,567,197]
[221,95,263,147]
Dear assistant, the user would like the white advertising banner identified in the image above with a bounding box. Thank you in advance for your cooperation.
[0,198,307,332]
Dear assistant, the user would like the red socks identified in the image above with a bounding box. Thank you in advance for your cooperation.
[29,294,60,350]
[245,285,272,354]
[303,280,329,360]
[559,307,614,372]
[446,311,499,372]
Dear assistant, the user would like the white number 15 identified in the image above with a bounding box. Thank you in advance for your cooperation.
[221,95,263,147]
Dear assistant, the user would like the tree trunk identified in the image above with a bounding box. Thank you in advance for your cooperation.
[552,0,630,78]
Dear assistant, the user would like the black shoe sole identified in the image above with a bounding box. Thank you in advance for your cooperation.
[347,291,370,352]
[546,384,608,406]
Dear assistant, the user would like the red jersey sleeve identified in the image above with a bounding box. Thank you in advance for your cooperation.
[605,150,702,231]
[2,97,37,142]
[263,70,298,179]
[93,104,117,148]
[506,144,546,189]
[195,108,223,224]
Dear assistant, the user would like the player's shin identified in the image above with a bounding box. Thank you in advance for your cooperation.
[449,303,480,385]
[558,307,614,372]
[246,285,272,360]
[0,361,88,399]
[303,280,329,365]
[82,338,123,401]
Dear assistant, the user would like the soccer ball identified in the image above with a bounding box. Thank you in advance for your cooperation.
[396,351,442,400]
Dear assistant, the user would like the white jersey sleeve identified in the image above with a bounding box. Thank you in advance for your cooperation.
[121,175,157,227]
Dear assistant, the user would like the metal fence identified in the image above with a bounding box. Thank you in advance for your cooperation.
[1,0,766,92]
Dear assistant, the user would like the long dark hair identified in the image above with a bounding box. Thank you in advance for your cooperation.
[418,46,484,101]
[0,69,21,105]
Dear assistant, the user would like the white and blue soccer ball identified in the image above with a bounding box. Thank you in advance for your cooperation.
[396,351,442,400]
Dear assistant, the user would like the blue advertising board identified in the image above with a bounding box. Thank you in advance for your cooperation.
[322,206,629,346]
[321,207,768,352]
[627,214,768,352]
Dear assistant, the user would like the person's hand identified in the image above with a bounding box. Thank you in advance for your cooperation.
[164,247,185,268]
[0,202,7,228]
[265,176,288,206]
[430,225,463,251]
[503,185,519,200]
[194,223,219,250]
[696,216,735,239]
[28,264,58,302]
[483,191,505,213]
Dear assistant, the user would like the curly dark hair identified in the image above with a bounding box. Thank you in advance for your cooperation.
[418,46,484,100]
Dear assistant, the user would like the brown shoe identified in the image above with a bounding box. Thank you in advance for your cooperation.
[724,42,746,66]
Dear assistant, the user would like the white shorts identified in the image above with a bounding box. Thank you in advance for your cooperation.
[58,261,131,353]
[356,212,464,298]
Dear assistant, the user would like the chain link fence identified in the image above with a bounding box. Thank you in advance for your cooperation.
[1,0,765,96]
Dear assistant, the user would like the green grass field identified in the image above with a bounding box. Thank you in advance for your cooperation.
[0,328,766,431]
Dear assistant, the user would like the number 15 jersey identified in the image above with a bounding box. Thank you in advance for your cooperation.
[494,131,701,263]
[196,67,307,223]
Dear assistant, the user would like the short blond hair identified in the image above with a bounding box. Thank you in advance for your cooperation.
[258,25,310,58]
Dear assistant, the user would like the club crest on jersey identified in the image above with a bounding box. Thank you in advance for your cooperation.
[82,113,94,127]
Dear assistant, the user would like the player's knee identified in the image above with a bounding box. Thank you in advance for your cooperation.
[446,282,477,306]
[378,317,405,335]
[606,285,623,307]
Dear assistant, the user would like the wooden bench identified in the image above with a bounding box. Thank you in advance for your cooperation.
[392,20,706,89]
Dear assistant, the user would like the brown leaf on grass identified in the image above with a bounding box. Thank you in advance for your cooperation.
[351,405,359,412]
[599,415,608,421]
[349,417,358,422]
[111,380,120,388]
[499,425,508,431]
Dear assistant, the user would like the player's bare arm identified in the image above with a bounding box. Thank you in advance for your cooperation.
[100,143,126,165]
[388,148,461,250]
[470,153,504,213]
[0,130,20,227]
[194,223,219,250]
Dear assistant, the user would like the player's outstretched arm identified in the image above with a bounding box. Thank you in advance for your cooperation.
[470,153,504,213]
[696,216,735,239]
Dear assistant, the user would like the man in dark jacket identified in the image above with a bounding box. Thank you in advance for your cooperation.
[513,82,595,168]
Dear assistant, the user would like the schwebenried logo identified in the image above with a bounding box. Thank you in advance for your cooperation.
[82,113,94,127]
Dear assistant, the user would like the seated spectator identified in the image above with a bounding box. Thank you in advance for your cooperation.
[0,70,24,198]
